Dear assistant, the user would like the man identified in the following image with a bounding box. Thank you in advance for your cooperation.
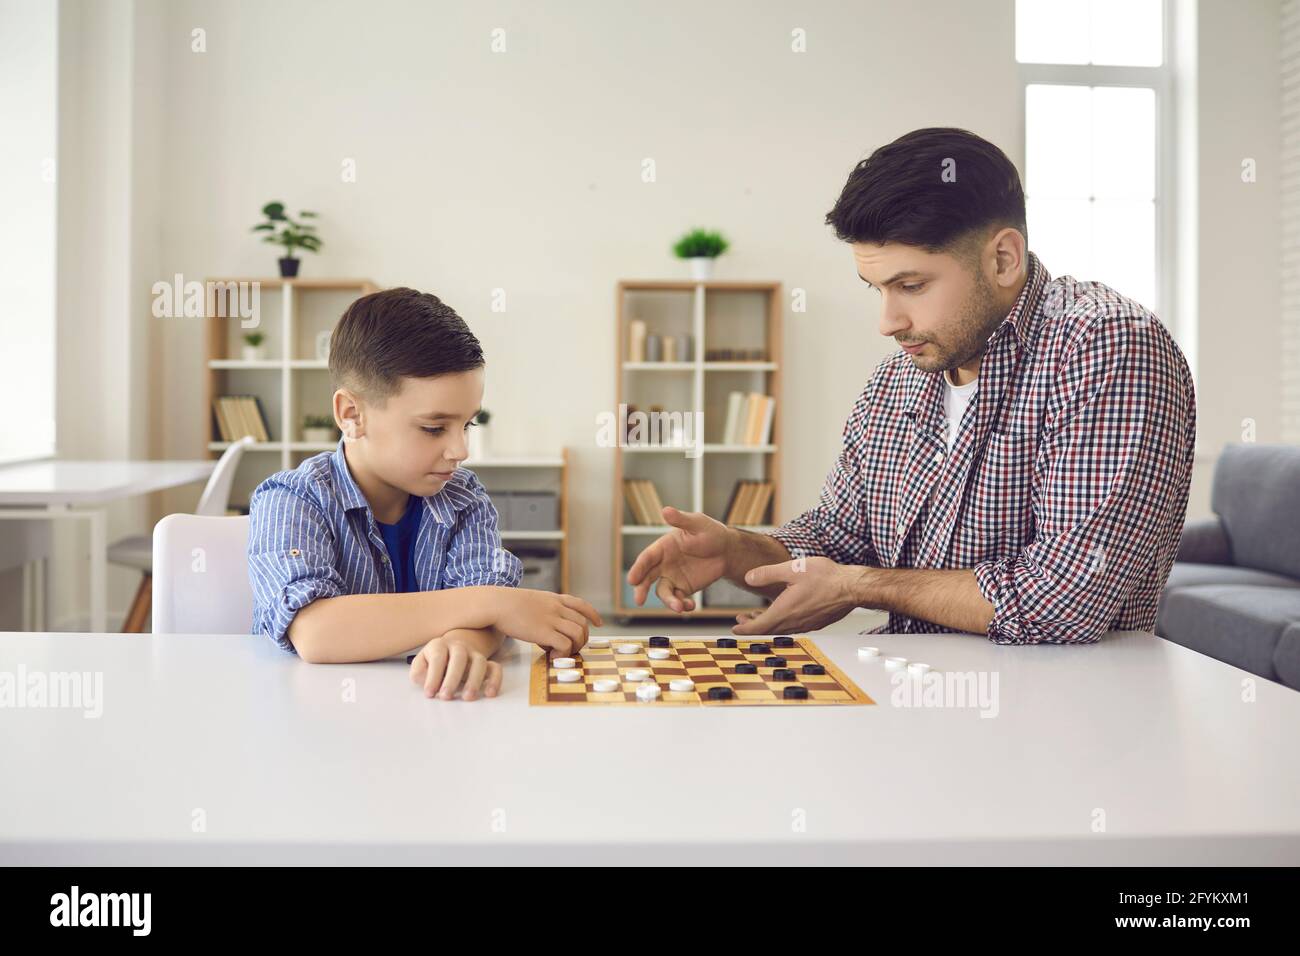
[626,127,1196,645]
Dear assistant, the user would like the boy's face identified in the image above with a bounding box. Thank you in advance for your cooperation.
[343,367,485,495]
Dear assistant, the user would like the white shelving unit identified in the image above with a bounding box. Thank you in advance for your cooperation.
[613,279,783,619]
[463,452,570,593]
[205,278,378,483]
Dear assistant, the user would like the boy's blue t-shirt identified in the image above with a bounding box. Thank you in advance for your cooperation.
[376,494,422,593]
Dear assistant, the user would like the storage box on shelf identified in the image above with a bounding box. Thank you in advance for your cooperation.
[469,451,570,594]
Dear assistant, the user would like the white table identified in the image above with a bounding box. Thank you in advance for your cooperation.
[0,628,1297,865]
[0,460,215,632]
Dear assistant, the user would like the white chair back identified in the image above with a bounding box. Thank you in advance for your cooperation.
[151,513,252,634]
[195,436,256,517]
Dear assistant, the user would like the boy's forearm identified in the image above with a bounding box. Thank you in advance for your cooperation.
[289,587,502,663]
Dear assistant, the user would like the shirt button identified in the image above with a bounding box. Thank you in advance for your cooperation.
[381,556,389,564]
[932,451,943,464]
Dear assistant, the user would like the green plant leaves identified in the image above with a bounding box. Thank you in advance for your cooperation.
[673,228,729,259]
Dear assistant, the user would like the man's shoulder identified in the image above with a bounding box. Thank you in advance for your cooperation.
[1036,274,1177,363]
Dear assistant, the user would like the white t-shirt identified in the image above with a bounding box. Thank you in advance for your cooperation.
[941,368,979,451]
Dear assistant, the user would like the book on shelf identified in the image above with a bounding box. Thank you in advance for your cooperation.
[627,319,647,363]
[212,395,271,442]
[722,479,774,526]
[721,391,776,446]
[622,478,667,525]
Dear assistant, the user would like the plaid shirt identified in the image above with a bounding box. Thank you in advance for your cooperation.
[247,439,522,654]
[769,251,1196,644]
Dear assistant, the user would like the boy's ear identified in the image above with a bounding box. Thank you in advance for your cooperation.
[334,387,362,440]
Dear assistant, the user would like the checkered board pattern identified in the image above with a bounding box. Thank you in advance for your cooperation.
[529,636,874,706]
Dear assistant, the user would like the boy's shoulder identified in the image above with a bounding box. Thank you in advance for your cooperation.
[249,448,337,515]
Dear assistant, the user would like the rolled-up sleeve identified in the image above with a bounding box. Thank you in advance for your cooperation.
[768,381,879,566]
[973,311,1195,645]
[440,475,523,589]
[247,481,346,654]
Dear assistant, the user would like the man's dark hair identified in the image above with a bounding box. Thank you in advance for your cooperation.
[329,287,484,404]
[825,127,1027,261]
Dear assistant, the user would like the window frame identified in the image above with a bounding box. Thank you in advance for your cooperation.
[1016,0,1178,347]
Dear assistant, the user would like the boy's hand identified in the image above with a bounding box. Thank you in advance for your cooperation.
[409,632,503,701]
[491,588,603,657]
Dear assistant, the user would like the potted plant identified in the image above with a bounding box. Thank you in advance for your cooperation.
[242,331,267,361]
[673,228,729,280]
[302,414,339,444]
[251,201,322,277]
[468,408,491,460]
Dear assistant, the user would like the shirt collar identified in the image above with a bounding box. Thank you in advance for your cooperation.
[903,250,1049,418]
[328,438,479,526]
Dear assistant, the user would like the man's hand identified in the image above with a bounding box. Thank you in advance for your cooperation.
[408,630,503,701]
[732,556,866,635]
[625,506,733,612]
[489,588,603,658]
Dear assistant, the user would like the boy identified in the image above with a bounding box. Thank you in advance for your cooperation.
[247,287,601,699]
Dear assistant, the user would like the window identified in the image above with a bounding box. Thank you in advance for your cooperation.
[1017,0,1172,322]
[0,0,58,464]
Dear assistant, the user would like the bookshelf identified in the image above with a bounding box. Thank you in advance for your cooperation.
[613,279,783,619]
[204,278,570,593]
[205,278,380,509]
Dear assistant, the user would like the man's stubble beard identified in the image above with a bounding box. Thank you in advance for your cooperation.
[912,270,1004,376]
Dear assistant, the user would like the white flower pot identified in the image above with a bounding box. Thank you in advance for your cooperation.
[242,345,267,362]
[303,427,336,444]
[688,257,715,280]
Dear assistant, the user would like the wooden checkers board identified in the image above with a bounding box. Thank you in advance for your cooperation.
[529,636,874,707]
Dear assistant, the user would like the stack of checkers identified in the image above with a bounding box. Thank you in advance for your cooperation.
[530,635,873,706]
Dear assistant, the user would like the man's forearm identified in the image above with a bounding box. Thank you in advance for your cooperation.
[289,587,502,664]
[725,529,793,598]
[856,567,995,636]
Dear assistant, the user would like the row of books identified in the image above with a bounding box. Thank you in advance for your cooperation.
[212,395,271,442]
[622,479,667,525]
[721,391,776,446]
[722,479,774,526]
[623,477,774,527]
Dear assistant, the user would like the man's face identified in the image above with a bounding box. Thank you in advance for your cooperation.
[351,367,485,495]
[852,241,1003,374]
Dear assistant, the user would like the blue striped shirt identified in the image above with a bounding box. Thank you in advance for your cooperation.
[247,438,522,654]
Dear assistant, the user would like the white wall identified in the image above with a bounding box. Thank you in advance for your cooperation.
[40,0,1284,625]
[1188,0,1281,517]
[146,0,1027,615]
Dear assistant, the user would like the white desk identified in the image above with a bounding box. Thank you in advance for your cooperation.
[0,459,215,632]
[0,628,1297,865]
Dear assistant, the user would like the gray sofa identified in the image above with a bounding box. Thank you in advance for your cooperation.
[1156,443,1300,690]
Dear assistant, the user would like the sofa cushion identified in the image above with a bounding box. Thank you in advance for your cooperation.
[1274,623,1300,691]
[1157,585,1300,680]
[1164,562,1300,591]
[1212,443,1300,580]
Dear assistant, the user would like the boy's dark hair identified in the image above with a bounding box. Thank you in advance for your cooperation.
[825,127,1027,263]
[329,287,484,404]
